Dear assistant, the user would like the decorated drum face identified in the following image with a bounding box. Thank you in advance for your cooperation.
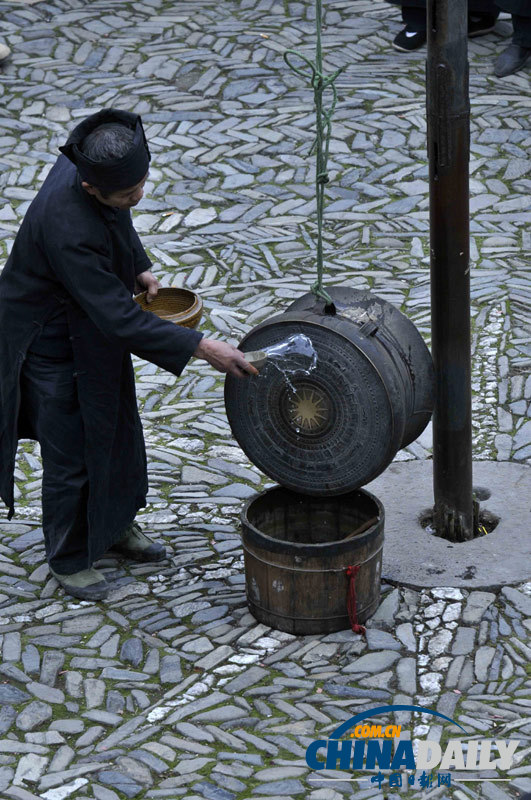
[225,288,434,496]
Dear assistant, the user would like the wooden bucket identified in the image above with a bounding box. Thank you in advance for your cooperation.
[241,486,384,635]
[134,287,203,329]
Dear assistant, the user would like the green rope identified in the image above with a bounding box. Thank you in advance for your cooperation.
[284,0,345,308]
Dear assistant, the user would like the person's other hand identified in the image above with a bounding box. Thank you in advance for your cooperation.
[135,270,160,303]
[194,338,259,378]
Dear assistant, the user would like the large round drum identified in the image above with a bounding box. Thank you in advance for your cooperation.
[225,287,434,495]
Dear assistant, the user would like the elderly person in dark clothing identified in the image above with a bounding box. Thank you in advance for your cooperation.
[0,109,257,602]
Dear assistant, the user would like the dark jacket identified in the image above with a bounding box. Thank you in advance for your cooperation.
[495,0,531,15]
[387,0,500,13]
[0,155,202,562]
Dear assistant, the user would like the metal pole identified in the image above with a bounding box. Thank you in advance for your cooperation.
[427,0,474,541]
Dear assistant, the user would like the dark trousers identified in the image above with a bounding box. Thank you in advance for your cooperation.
[20,352,90,574]
[397,2,499,29]
[399,4,531,43]
[512,14,531,44]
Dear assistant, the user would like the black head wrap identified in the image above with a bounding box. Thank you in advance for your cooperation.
[59,108,151,192]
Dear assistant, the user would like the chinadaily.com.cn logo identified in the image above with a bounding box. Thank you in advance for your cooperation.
[305,704,521,791]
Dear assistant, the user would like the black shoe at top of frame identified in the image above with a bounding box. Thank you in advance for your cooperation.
[393,27,426,52]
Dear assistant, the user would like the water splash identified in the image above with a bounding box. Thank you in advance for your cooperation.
[261,333,317,393]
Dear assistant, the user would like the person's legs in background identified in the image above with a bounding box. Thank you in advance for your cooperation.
[392,1,500,51]
[494,13,531,74]
[392,2,428,50]
[468,1,501,35]
[393,4,427,51]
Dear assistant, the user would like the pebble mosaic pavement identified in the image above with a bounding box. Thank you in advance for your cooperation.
[0,1,530,799]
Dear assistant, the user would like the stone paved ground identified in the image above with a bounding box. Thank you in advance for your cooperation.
[0,1,530,798]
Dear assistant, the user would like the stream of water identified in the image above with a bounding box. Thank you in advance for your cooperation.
[260,333,318,393]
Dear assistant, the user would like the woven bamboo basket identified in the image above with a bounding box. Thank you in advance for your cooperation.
[134,287,203,329]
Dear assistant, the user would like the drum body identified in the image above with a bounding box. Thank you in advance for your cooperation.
[225,287,434,495]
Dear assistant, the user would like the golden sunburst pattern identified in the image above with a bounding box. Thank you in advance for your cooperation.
[288,386,329,431]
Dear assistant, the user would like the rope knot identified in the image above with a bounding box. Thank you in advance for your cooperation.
[317,172,329,185]
[345,565,357,578]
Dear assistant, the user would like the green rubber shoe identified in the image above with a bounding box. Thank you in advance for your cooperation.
[111,521,166,563]
[50,566,109,601]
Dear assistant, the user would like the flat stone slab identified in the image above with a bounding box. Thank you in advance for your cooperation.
[366,460,530,589]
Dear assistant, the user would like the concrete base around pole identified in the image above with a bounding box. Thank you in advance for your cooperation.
[365,460,530,591]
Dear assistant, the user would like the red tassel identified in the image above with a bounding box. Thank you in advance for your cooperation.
[346,565,366,635]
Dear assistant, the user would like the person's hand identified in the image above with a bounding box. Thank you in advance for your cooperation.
[194,338,259,378]
[135,270,160,303]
